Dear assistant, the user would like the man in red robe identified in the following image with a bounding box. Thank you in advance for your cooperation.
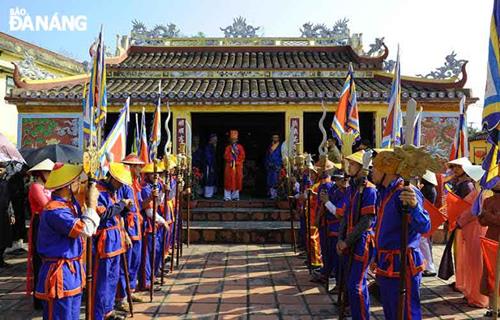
[224,130,245,201]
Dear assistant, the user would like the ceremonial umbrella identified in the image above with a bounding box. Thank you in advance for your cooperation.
[20,144,82,167]
[0,132,25,164]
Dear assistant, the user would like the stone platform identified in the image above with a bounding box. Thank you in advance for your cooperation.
[183,199,297,244]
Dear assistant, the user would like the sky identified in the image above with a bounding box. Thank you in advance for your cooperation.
[0,0,493,127]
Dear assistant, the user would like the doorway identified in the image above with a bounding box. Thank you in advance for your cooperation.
[191,112,285,197]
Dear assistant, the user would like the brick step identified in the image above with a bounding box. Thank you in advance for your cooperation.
[189,207,291,221]
[192,199,282,209]
[182,221,299,244]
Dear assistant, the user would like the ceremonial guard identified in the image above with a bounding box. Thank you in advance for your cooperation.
[203,134,218,198]
[224,130,245,201]
[311,158,336,283]
[306,166,323,270]
[371,149,431,319]
[116,154,147,309]
[94,163,134,320]
[320,169,348,292]
[336,150,377,320]
[265,133,283,200]
[35,163,100,320]
[139,162,168,290]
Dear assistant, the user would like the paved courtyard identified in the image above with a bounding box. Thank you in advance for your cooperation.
[0,244,489,319]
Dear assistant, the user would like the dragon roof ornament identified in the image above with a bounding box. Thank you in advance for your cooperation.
[17,50,56,80]
[417,51,466,79]
[220,17,260,38]
[130,20,181,45]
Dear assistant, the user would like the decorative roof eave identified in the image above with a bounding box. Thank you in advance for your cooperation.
[12,62,89,90]
[374,61,468,90]
[6,93,474,106]
[352,43,389,64]
[12,51,128,90]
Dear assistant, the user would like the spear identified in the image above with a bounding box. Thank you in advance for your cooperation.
[82,26,107,320]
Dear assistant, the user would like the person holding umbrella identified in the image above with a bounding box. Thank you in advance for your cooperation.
[26,159,54,310]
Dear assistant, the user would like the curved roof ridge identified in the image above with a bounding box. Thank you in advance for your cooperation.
[374,61,468,89]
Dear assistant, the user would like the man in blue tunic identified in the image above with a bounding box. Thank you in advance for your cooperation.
[371,150,430,320]
[265,133,283,200]
[94,163,134,320]
[203,134,218,198]
[336,150,377,320]
[35,163,100,320]
[139,163,168,290]
[319,170,348,292]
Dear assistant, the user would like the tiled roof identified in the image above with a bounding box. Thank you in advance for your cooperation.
[10,76,470,103]
[7,45,473,104]
[112,46,382,70]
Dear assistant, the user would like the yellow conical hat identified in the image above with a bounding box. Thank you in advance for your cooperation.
[141,162,164,174]
[345,150,365,165]
[45,163,83,190]
[109,162,132,185]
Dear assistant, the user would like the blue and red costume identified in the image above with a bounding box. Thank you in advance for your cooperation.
[93,182,127,320]
[116,183,142,300]
[375,178,430,320]
[339,179,377,320]
[317,177,335,277]
[322,185,346,282]
[35,195,86,320]
[139,179,167,289]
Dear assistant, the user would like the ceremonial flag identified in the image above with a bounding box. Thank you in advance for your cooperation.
[422,199,446,238]
[445,191,472,230]
[480,130,499,189]
[449,96,469,161]
[331,63,360,145]
[99,97,130,173]
[479,1,500,189]
[381,46,402,148]
[139,107,149,164]
[483,0,500,132]
[82,82,94,147]
[149,81,162,161]
[86,26,107,135]
[131,113,140,154]
[480,237,500,295]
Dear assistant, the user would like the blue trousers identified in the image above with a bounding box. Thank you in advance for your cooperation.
[299,216,306,248]
[139,227,166,289]
[377,273,423,320]
[347,254,372,320]
[117,239,142,299]
[42,294,81,320]
[94,255,120,320]
[320,235,339,280]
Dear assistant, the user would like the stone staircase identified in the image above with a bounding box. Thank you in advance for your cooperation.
[182,199,299,244]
